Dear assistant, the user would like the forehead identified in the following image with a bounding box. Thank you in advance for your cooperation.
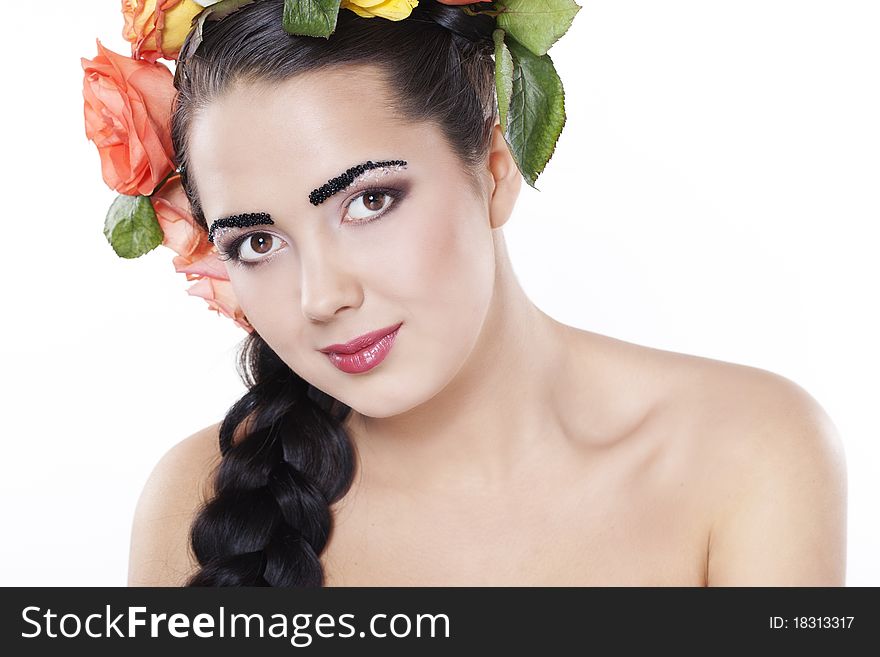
[186,66,456,218]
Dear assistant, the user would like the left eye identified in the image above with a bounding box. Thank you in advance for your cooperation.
[344,189,396,224]
[237,232,283,263]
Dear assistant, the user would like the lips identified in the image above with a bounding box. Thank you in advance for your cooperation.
[319,322,403,355]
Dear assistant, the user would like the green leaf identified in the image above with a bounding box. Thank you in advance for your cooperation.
[283,0,342,38]
[493,29,514,132]
[496,0,582,57]
[104,194,164,259]
[503,36,566,190]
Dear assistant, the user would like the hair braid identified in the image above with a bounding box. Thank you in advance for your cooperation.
[186,333,355,586]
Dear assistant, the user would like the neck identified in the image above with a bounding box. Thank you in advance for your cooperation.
[344,234,577,491]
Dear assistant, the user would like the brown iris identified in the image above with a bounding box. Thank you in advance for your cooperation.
[363,191,386,211]
[249,234,273,254]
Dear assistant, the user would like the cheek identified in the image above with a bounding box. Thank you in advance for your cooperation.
[228,263,300,342]
[385,204,496,326]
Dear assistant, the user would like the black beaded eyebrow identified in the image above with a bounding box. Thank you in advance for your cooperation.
[309,159,407,206]
[208,212,274,244]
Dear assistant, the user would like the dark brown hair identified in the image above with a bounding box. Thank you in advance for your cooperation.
[171,0,498,586]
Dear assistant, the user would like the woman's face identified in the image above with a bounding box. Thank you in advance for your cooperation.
[187,66,498,418]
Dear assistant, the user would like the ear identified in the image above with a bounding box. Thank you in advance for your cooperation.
[485,121,522,230]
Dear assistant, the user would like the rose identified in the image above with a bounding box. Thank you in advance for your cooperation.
[152,177,252,331]
[122,0,205,63]
[341,0,419,21]
[152,178,252,331]
[151,175,209,260]
[81,40,176,196]
[186,277,253,332]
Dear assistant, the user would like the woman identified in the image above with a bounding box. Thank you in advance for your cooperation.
[126,0,846,586]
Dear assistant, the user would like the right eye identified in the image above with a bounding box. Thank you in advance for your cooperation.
[219,231,286,266]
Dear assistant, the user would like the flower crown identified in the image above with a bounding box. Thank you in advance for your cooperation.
[81,0,581,331]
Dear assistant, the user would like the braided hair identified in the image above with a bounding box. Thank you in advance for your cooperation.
[171,0,498,586]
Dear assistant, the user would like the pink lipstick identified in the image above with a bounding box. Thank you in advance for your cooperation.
[319,322,402,374]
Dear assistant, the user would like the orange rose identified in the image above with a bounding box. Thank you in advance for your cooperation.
[81,39,176,196]
[122,0,205,63]
[152,177,252,331]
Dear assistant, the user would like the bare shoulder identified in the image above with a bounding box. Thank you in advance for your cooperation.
[127,422,223,586]
[650,349,848,585]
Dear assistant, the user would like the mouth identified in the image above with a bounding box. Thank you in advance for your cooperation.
[319,322,403,374]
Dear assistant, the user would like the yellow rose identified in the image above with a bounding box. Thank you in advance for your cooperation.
[122,0,205,62]
[341,0,419,21]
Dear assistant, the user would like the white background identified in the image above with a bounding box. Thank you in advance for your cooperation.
[1,1,876,585]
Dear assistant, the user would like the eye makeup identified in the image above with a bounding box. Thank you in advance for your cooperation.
[215,182,407,268]
[208,159,410,269]
[309,159,407,205]
[208,211,274,244]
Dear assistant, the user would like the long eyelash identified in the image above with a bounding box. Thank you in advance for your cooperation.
[343,186,404,227]
[215,233,275,269]
[215,187,405,269]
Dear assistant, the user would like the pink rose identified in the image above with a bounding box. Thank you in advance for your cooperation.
[186,278,254,333]
[151,175,207,259]
[152,177,253,332]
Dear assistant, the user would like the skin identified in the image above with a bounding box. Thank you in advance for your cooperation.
[128,65,847,586]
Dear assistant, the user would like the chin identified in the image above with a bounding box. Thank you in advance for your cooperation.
[338,383,431,420]
[326,363,454,419]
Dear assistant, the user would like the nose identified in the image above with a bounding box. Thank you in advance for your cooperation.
[298,242,363,323]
